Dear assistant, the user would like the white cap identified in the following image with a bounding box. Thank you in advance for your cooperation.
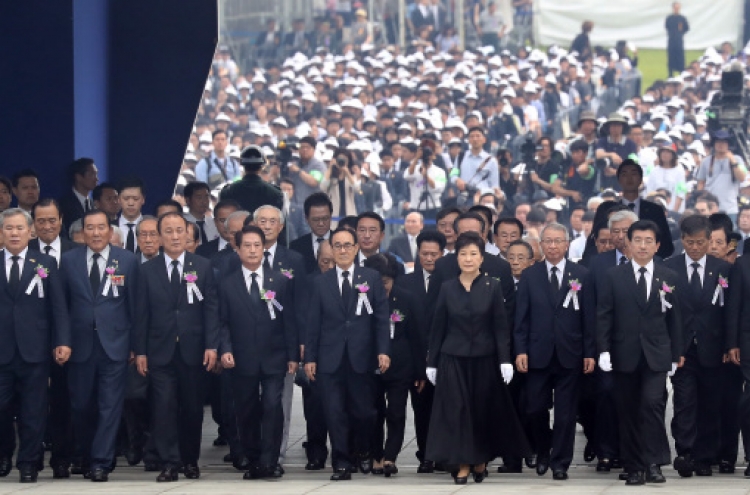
[271,117,289,127]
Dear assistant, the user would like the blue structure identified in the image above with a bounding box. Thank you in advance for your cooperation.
[0,0,218,211]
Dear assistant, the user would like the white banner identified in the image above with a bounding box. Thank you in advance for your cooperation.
[537,0,742,51]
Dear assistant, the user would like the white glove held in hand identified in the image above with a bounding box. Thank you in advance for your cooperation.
[668,362,677,377]
[599,352,612,372]
[500,363,514,384]
[426,367,437,385]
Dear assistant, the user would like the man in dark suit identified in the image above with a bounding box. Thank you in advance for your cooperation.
[134,212,219,482]
[396,230,445,473]
[219,225,299,479]
[60,210,139,482]
[289,192,333,275]
[283,18,311,56]
[387,212,424,267]
[195,200,239,260]
[305,227,391,480]
[58,158,98,236]
[515,223,595,480]
[0,208,71,483]
[664,215,730,477]
[597,219,682,485]
[28,199,78,478]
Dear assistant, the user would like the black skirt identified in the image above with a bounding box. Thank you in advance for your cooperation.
[426,353,531,465]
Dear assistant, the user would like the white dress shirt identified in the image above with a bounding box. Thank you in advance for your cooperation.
[357,250,378,267]
[264,242,279,268]
[423,269,432,292]
[218,237,229,251]
[312,232,330,258]
[73,187,91,212]
[632,259,655,300]
[184,212,219,242]
[685,254,706,285]
[336,264,356,294]
[621,198,641,216]
[242,265,264,293]
[408,234,418,261]
[615,249,628,265]
[119,215,143,251]
[164,252,186,280]
[87,246,110,279]
[4,247,28,280]
[545,259,567,283]
[38,237,62,265]
[485,242,500,256]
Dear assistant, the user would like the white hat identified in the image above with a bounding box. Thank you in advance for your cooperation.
[681,123,696,134]
[271,117,289,127]
[199,130,213,143]
[642,122,656,132]
[544,74,558,85]
[326,104,342,113]
[215,113,231,123]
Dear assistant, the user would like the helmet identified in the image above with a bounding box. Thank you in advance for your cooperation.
[240,145,266,167]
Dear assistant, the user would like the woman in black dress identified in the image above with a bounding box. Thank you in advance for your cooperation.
[364,254,425,477]
[426,232,530,484]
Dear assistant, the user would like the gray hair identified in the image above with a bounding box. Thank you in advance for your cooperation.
[608,210,639,228]
[135,215,158,236]
[0,208,33,228]
[110,226,124,248]
[253,205,285,225]
[540,222,570,242]
[226,210,250,228]
[68,219,83,237]
[406,211,424,223]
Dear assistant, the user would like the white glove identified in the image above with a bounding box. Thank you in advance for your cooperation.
[668,362,677,377]
[500,363,514,384]
[426,367,437,385]
[598,352,612,372]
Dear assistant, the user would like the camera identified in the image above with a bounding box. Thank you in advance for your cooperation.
[421,146,433,161]
[277,137,299,177]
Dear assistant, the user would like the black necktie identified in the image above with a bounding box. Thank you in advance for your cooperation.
[126,223,136,252]
[627,202,636,211]
[170,260,181,300]
[316,237,325,244]
[690,261,702,294]
[263,251,272,272]
[619,255,628,265]
[342,270,352,306]
[44,245,52,256]
[249,272,261,310]
[84,198,91,212]
[90,253,101,295]
[638,266,648,303]
[550,266,560,293]
[196,220,209,244]
[8,255,20,293]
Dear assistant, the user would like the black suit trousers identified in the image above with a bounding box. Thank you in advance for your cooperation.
[149,345,206,467]
[502,369,536,468]
[670,344,721,462]
[0,355,48,467]
[231,372,285,467]
[48,360,73,468]
[720,362,745,462]
[613,357,669,472]
[301,379,328,463]
[594,368,619,460]
[526,353,581,471]
[409,381,434,462]
[372,375,411,462]
[317,351,377,470]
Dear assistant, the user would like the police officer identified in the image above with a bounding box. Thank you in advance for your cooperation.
[219,146,283,215]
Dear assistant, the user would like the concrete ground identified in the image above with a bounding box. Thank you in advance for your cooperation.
[0,385,747,494]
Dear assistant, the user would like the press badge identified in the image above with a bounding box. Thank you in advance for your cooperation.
[111,275,125,286]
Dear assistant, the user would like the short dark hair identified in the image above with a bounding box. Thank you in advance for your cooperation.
[467,126,485,136]
[454,231,485,255]
[338,216,359,230]
[357,211,385,232]
[416,230,447,251]
[363,253,399,279]
[304,192,333,217]
[214,199,241,214]
[569,139,589,153]
[0,176,11,193]
[157,211,188,233]
[118,177,145,195]
[331,226,357,245]
[436,207,461,223]
[709,212,733,236]
[679,214,711,238]
[212,129,227,139]
[493,217,523,236]
[92,182,118,202]
[236,224,265,247]
[468,205,493,230]
[11,169,38,188]
[616,159,644,179]
[299,136,317,148]
[454,212,486,234]
[31,198,62,219]
[187,221,200,243]
[508,239,534,259]
[154,199,182,215]
[627,219,660,243]
[82,209,111,227]
[68,157,95,184]
[183,181,210,199]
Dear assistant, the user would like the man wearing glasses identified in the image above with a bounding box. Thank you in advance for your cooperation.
[290,193,333,275]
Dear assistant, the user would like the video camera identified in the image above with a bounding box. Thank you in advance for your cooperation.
[519,132,538,172]
[276,137,299,176]
[707,61,750,164]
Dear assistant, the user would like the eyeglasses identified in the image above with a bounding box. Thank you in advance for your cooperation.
[541,239,567,246]
[256,218,280,226]
[332,243,356,251]
[506,255,528,262]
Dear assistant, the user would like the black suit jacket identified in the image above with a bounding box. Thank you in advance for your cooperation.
[28,237,79,266]
[395,266,430,355]
[387,235,415,263]
[663,254,730,367]
[597,262,683,373]
[306,266,390,374]
[726,253,750,354]
[219,268,298,376]
[196,238,220,259]
[0,250,70,365]
[134,253,220,367]
[58,190,86,235]
[385,286,425,381]
[515,261,595,369]
[290,231,333,275]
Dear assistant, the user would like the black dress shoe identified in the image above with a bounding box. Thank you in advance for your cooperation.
[384,464,398,478]
[536,457,550,476]
[417,460,434,473]
[525,455,537,468]
[144,462,161,472]
[371,466,384,475]
[618,472,629,481]
[358,457,372,474]
[242,465,263,480]
[694,462,712,476]
[156,467,179,482]
[744,465,750,477]
[596,459,611,472]
[125,448,143,466]
[584,442,596,462]
[433,462,448,472]
[183,464,200,479]
[472,467,488,483]
[0,456,11,478]
[497,463,523,473]
[346,465,358,474]
[646,464,666,483]
[213,435,228,446]
[52,465,71,479]
[553,470,568,480]
[625,471,645,485]
[19,467,37,483]
[330,469,351,481]
[270,464,284,478]
[674,455,693,478]
[90,468,109,482]
[611,458,622,469]
[454,474,468,485]
[223,453,233,463]
[233,457,251,471]
[70,462,84,475]
[305,460,325,470]
[719,461,735,474]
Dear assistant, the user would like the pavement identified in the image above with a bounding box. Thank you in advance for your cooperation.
[0,384,747,494]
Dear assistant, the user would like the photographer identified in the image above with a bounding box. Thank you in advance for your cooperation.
[527,136,561,198]
[497,147,518,206]
[696,130,747,221]
[321,148,360,220]
[403,139,446,220]
[285,136,326,204]
[450,127,499,205]
[554,139,596,210]
[595,112,637,191]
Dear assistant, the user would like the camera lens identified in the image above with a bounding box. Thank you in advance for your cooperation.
[336,157,346,166]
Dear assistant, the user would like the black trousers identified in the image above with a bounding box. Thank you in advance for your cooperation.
[149,347,206,467]
[220,371,243,460]
[0,355,48,468]
[720,362,745,463]
[594,368,619,460]
[231,372,285,467]
[372,376,411,462]
[577,373,597,454]
[670,344,721,462]
[48,359,73,469]
[317,353,376,471]
[503,367,536,468]
[301,378,328,463]
[409,380,433,462]
[613,359,669,472]
[526,354,581,471]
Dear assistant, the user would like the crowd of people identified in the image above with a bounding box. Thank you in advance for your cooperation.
[4,1,750,487]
